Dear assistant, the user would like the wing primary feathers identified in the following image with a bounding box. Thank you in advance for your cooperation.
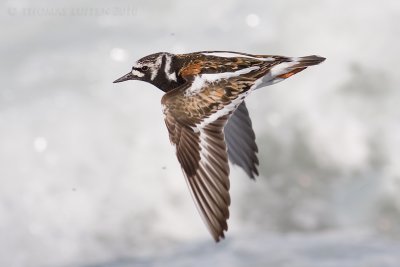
[163,109,231,242]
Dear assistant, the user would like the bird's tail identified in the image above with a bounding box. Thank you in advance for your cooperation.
[274,55,325,79]
[295,55,326,66]
[254,55,325,89]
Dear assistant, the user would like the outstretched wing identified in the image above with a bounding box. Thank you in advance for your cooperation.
[225,101,259,179]
[161,68,265,241]
[164,112,231,241]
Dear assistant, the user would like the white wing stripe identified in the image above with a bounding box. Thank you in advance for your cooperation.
[202,52,275,61]
[200,91,249,126]
[200,66,260,82]
[185,67,259,96]
[199,129,227,178]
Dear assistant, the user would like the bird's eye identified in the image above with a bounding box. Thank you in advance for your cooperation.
[141,66,149,71]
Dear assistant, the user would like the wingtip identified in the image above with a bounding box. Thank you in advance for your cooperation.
[214,232,226,243]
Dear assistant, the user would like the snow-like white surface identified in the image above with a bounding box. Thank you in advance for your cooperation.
[1,0,400,267]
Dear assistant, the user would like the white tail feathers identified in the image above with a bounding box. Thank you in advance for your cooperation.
[272,55,325,77]
[253,55,325,90]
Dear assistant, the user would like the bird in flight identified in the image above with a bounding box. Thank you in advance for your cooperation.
[113,51,325,242]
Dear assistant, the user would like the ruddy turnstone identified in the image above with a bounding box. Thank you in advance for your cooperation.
[113,51,325,242]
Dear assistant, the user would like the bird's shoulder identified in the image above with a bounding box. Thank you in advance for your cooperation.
[161,75,252,125]
[175,51,283,80]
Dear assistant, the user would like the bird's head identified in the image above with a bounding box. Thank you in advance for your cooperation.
[113,52,182,92]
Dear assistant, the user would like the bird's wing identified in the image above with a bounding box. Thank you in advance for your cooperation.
[164,111,231,241]
[161,67,265,241]
[224,101,259,179]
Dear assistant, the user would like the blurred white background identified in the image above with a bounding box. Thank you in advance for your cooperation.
[1,0,400,266]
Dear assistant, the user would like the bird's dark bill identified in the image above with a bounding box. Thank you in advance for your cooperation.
[113,72,135,83]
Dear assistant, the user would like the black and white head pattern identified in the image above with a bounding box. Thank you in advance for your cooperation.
[131,52,181,92]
